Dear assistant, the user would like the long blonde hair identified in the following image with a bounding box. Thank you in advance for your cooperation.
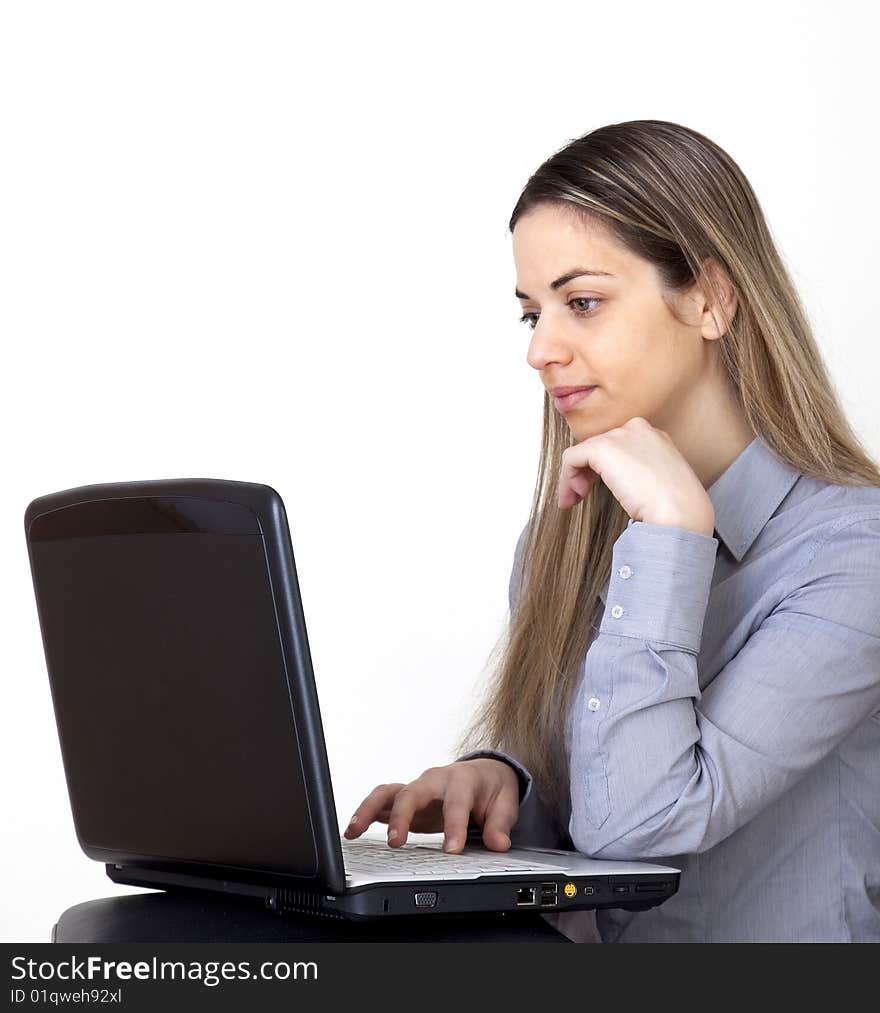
[456,118,880,819]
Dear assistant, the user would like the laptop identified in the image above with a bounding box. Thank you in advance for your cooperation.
[24,478,681,921]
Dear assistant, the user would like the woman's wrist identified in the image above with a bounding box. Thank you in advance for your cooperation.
[641,506,715,538]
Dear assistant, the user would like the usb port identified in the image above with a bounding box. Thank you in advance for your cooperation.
[635,882,670,893]
[540,882,558,906]
[516,886,537,907]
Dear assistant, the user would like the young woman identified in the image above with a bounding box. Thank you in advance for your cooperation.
[345,119,880,943]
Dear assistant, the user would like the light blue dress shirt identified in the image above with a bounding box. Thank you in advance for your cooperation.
[459,435,880,942]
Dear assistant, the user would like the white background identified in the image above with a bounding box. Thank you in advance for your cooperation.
[1,1,877,942]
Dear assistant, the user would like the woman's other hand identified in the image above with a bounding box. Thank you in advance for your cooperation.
[558,415,715,535]
[343,758,519,854]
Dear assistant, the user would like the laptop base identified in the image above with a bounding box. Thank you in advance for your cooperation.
[107,862,676,921]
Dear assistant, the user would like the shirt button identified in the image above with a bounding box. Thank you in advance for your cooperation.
[587,697,601,711]
[610,605,625,618]
[618,565,632,579]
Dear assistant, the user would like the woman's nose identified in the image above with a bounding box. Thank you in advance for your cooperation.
[527,325,571,371]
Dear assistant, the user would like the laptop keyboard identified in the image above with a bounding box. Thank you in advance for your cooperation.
[340,836,568,876]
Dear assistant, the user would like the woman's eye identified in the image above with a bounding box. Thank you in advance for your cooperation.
[518,297,602,330]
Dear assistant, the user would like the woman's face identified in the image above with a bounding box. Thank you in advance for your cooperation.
[512,204,712,443]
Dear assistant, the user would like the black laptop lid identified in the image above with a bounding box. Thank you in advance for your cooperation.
[24,479,346,893]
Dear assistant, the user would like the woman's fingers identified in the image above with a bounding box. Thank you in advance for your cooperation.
[559,458,598,509]
[344,761,521,854]
[440,779,477,854]
[560,471,596,508]
[343,782,405,839]
[386,774,443,848]
[480,790,519,852]
[440,761,519,853]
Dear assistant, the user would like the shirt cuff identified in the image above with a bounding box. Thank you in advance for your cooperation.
[454,749,532,806]
[598,520,718,654]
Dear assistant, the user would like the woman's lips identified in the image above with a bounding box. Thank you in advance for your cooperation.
[553,386,597,412]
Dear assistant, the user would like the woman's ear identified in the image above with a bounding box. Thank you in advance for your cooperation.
[696,257,739,340]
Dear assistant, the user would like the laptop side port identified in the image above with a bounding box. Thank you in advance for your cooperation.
[540,882,558,907]
[516,886,537,907]
[635,882,670,893]
[414,891,437,908]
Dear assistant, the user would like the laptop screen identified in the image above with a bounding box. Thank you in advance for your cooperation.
[28,495,317,874]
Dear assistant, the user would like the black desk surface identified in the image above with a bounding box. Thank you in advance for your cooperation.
[52,890,572,943]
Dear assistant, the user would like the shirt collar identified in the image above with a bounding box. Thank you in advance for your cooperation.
[707,435,801,563]
[597,435,801,603]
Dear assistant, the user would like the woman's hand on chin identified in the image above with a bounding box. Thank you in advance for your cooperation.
[558,416,715,537]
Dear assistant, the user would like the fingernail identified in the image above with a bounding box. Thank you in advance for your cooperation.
[387,827,398,841]
[444,837,458,852]
[348,814,358,825]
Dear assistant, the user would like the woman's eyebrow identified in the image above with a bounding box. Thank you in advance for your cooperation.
[515,266,616,300]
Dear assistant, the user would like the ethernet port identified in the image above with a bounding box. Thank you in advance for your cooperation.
[516,886,537,907]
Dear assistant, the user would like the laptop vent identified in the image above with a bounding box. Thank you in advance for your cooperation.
[276,888,345,920]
